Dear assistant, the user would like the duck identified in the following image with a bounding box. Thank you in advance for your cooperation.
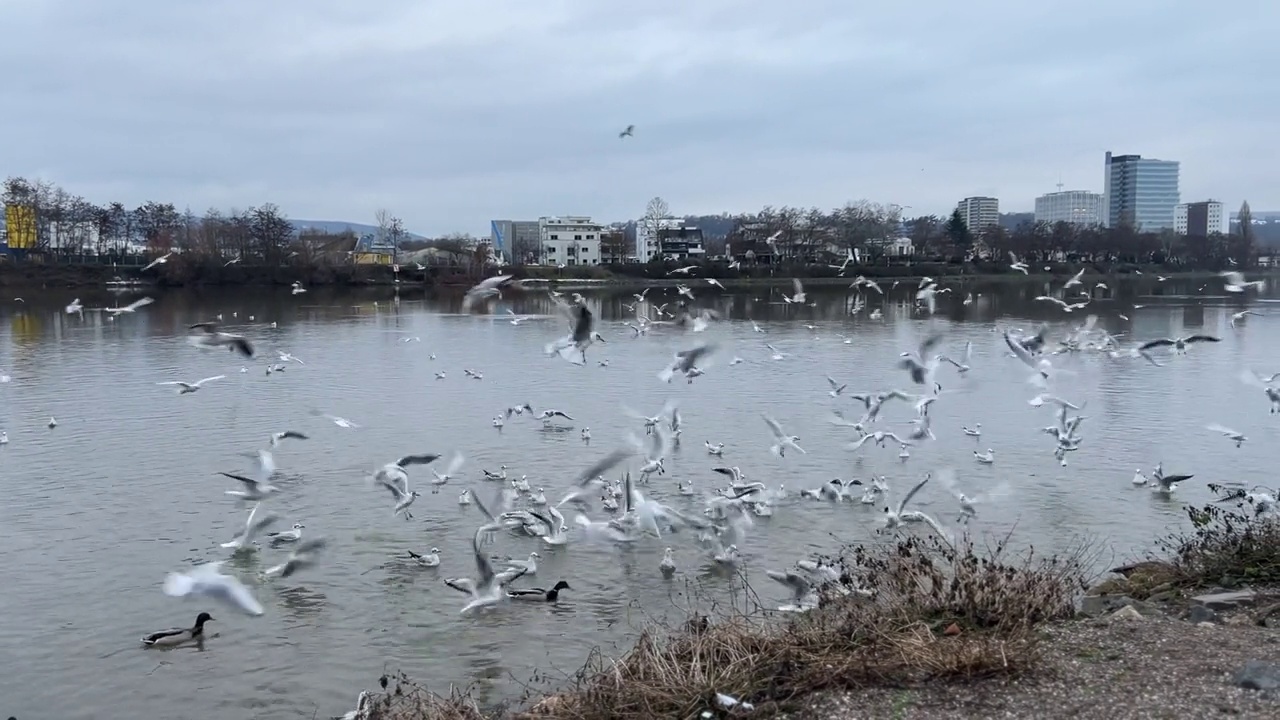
[407,548,441,567]
[507,580,571,602]
[141,612,214,647]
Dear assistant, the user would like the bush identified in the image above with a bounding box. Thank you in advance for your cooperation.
[350,533,1091,719]
[1158,489,1280,589]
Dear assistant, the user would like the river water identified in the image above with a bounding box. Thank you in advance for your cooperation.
[0,276,1273,719]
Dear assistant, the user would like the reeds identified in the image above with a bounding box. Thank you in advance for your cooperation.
[1158,490,1280,589]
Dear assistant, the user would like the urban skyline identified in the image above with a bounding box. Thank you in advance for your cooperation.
[0,3,1273,236]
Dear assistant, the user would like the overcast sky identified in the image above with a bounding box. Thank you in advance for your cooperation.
[0,1,1274,235]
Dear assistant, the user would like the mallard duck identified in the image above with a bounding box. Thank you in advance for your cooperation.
[141,612,214,647]
[507,580,571,602]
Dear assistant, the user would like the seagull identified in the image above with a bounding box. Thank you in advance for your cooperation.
[188,322,255,357]
[763,415,805,457]
[765,343,786,361]
[668,265,698,276]
[535,409,574,423]
[706,278,725,289]
[162,561,263,616]
[1138,334,1221,354]
[461,274,523,312]
[1062,268,1086,289]
[898,333,943,385]
[1003,330,1053,379]
[1034,295,1090,312]
[544,297,598,365]
[373,454,440,519]
[883,473,931,529]
[269,430,309,447]
[1221,271,1266,293]
[618,124,634,138]
[290,281,307,295]
[264,537,327,579]
[219,501,278,550]
[321,414,360,429]
[105,297,155,315]
[219,450,279,502]
[658,342,716,384]
[266,523,304,544]
[973,449,995,464]
[1131,469,1148,486]
[705,441,724,457]
[938,341,973,373]
[445,524,527,613]
[428,452,466,492]
[407,548,442,568]
[65,298,83,314]
[1230,310,1262,328]
[826,376,848,398]
[782,278,806,304]
[1206,423,1247,447]
[141,253,172,272]
[156,375,226,395]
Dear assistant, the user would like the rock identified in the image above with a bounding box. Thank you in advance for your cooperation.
[1110,605,1144,622]
[1081,594,1135,617]
[1196,621,1215,628]
[943,623,961,636]
[1254,602,1280,627]
[1186,604,1219,624]
[1086,578,1132,596]
[1234,661,1280,691]
[1193,590,1257,611]
[1147,590,1178,603]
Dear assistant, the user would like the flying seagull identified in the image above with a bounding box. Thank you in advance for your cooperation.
[618,124,635,139]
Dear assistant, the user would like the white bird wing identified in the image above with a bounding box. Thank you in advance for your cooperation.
[157,381,194,390]
[761,414,786,441]
[792,278,805,298]
[124,297,155,312]
[1206,423,1239,437]
[443,452,466,476]
[1003,331,1039,369]
[194,375,226,387]
[896,473,931,514]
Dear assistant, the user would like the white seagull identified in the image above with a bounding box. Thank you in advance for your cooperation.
[157,374,226,395]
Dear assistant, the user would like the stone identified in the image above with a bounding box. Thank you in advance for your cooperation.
[1147,590,1178,603]
[1234,661,1280,691]
[1196,621,1215,628]
[1080,594,1135,617]
[1110,605,1144,622]
[1192,590,1257,611]
[1186,604,1220,624]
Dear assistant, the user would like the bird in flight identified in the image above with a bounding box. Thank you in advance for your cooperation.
[619,124,635,139]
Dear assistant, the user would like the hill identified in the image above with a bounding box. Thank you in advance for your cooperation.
[289,219,427,240]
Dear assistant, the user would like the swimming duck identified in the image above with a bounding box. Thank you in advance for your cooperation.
[507,580,571,602]
[141,612,214,647]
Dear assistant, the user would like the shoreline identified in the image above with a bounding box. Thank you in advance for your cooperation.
[0,260,1263,292]
[347,500,1280,720]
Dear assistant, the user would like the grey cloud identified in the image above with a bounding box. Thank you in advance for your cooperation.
[0,0,1274,235]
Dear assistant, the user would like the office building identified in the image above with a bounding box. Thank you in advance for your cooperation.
[955,196,999,232]
[1034,190,1103,227]
[635,217,705,260]
[489,219,539,259]
[1175,200,1226,236]
[1102,152,1180,231]
[538,215,602,266]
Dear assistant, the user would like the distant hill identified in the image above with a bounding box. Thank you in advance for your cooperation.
[290,219,427,240]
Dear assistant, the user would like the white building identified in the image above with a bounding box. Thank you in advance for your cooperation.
[635,217,705,261]
[1175,201,1226,236]
[1034,190,1103,227]
[538,215,603,266]
[955,196,999,232]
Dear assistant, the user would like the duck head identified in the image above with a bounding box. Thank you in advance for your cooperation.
[552,580,571,592]
[195,612,215,626]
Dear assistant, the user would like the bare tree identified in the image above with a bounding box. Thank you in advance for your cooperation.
[1233,200,1255,267]
[639,196,670,261]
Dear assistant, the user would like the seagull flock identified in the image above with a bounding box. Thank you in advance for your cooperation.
[3,265,1276,718]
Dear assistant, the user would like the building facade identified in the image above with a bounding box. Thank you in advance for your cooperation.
[1102,152,1180,231]
[489,219,539,260]
[635,217,705,260]
[1034,190,1103,227]
[955,196,999,232]
[1175,201,1226,236]
[538,215,602,266]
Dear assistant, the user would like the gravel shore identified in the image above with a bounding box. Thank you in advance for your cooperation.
[779,616,1279,720]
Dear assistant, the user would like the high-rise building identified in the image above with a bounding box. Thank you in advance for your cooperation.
[1175,201,1226,236]
[1102,152,1180,231]
[955,196,999,232]
[489,219,539,258]
[1034,190,1103,227]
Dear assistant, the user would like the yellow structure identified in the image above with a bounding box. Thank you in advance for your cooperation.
[4,204,37,249]
[353,252,392,265]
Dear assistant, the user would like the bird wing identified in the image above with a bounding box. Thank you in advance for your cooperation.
[158,381,195,389]
[218,471,258,489]
[230,336,255,358]
[1206,423,1238,436]
[1138,338,1175,350]
[570,447,634,487]
[1183,335,1221,344]
[125,297,155,312]
[792,278,804,297]
[917,333,943,357]
[826,376,840,390]
[444,452,466,476]
[195,375,226,387]
[396,454,441,468]
[897,473,931,514]
[761,414,786,440]
[1003,331,1039,369]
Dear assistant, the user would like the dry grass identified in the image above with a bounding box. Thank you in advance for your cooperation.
[350,532,1094,720]
[1158,491,1280,589]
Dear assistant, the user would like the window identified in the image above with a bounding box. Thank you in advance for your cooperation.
[586,234,595,240]
[550,234,559,240]
[574,235,582,241]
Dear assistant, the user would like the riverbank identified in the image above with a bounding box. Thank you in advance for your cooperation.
[0,258,1265,291]
[348,499,1280,719]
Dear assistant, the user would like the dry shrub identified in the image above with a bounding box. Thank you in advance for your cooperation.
[356,672,496,720]
[348,533,1092,719]
[1159,491,1280,588]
